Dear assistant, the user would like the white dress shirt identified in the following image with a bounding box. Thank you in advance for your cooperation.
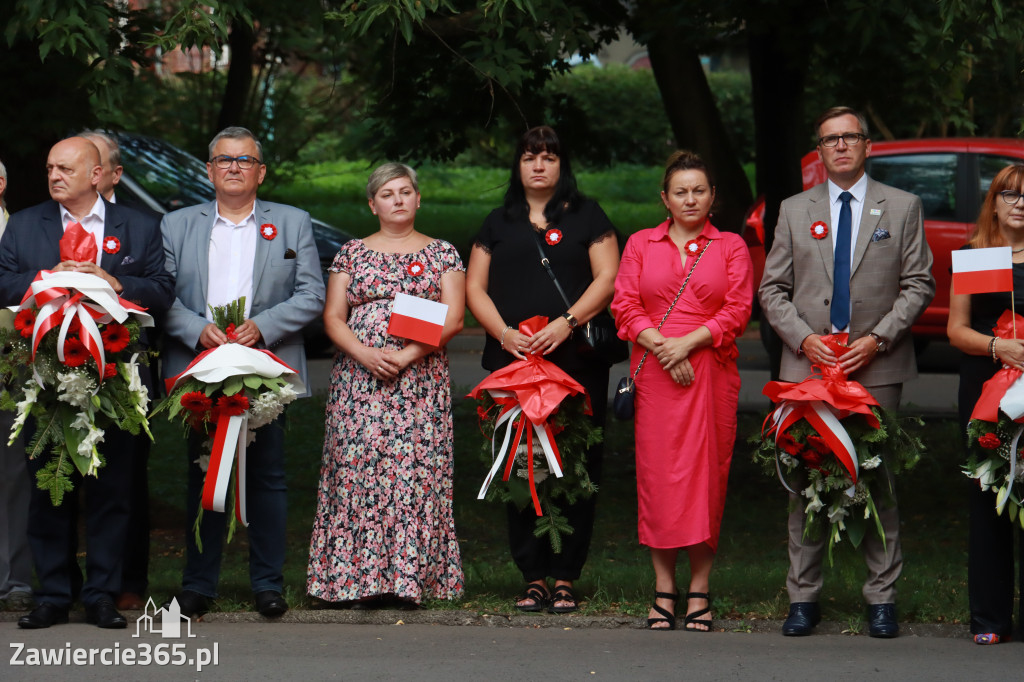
[59,192,105,265]
[206,204,257,321]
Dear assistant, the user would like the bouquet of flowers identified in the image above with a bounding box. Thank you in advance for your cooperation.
[151,299,302,546]
[963,311,1024,525]
[0,270,155,505]
[753,334,923,563]
[468,316,601,552]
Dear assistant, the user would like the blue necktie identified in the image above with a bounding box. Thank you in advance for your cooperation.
[831,191,853,331]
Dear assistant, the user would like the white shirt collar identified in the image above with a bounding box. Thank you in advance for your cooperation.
[60,192,105,227]
[826,173,868,205]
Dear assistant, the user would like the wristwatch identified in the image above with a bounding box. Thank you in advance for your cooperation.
[869,333,887,353]
[561,312,579,329]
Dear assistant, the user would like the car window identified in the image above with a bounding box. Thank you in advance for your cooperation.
[979,155,1024,202]
[867,153,957,221]
[116,134,216,211]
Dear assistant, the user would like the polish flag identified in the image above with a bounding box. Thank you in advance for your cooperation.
[388,293,448,346]
[952,246,1013,295]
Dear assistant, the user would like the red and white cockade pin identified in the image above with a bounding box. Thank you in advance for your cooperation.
[260,223,278,240]
[407,261,426,277]
[810,221,828,239]
[684,239,702,256]
[102,236,120,254]
[545,228,563,246]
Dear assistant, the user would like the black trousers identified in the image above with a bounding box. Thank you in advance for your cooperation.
[506,365,608,583]
[969,483,1024,636]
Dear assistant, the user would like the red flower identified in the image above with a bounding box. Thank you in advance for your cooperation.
[407,261,426,277]
[260,223,277,240]
[181,391,212,414]
[225,323,238,341]
[13,309,35,338]
[101,323,130,353]
[978,433,1002,450]
[684,239,702,256]
[216,393,250,417]
[810,221,828,239]
[778,431,804,457]
[62,337,89,367]
[103,363,118,379]
[544,228,563,246]
[102,236,120,254]
[805,434,831,454]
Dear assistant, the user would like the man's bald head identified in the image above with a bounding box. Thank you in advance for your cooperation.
[46,137,102,216]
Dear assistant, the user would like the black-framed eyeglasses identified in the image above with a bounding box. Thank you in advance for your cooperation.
[210,155,262,170]
[818,133,868,148]
[999,190,1024,205]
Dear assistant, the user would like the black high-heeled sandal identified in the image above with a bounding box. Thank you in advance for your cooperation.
[647,591,679,630]
[683,592,713,632]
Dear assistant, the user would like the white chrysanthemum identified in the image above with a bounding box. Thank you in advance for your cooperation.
[248,390,286,429]
[861,455,882,470]
[56,371,96,409]
[277,384,298,404]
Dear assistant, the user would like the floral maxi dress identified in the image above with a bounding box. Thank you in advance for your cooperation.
[306,239,465,603]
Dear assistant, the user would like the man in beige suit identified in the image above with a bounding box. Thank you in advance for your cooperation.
[759,106,934,638]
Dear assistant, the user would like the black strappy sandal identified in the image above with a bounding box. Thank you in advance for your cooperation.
[647,591,679,630]
[515,583,550,613]
[683,592,713,632]
[548,585,578,614]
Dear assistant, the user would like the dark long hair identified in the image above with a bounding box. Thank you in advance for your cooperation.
[503,126,583,224]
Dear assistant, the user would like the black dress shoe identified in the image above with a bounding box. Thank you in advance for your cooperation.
[85,599,128,629]
[162,590,210,618]
[18,603,70,629]
[254,590,288,617]
[868,603,899,638]
[782,602,821,636]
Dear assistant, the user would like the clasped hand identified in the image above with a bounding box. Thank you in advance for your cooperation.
[501,320,573,361]
[800,334,877,374]
[53,260,122,293]
[653,337,695,386]
[199,320,262,349]
[361,346,412,381]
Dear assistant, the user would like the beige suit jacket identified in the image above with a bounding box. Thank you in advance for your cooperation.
[759,177,935,387]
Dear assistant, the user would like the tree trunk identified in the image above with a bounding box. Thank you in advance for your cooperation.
[748,24,810,379]
[215,19,257,134]
[646,33,752,234]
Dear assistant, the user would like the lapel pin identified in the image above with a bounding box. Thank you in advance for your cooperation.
[869,208,882,216]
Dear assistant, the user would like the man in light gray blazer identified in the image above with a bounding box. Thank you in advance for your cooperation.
[759,107,935,639]
[160,127,325,618]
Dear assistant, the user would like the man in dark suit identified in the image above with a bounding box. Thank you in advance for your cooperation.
[80,129,155,611]
[0,136,174,629]
[759,106,935,638]
[160,126,324,618]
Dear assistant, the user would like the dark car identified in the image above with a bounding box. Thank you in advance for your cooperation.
[744,138,1024,341]
[113,132,350,355]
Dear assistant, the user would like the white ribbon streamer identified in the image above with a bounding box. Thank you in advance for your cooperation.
[477,390,564,500]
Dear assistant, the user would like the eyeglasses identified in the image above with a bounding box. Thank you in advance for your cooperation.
[210,155,262,170]
[1000,190,1024,205]
[818,133,868,148]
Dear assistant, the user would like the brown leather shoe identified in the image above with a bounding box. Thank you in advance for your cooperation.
[116,592,144,610]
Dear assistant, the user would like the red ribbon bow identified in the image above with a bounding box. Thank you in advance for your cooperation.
[970,310,1024,423]
[60,223,98,262]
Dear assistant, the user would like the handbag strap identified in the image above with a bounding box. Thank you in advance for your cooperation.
[530,228,574,309]
[631,239,712,380]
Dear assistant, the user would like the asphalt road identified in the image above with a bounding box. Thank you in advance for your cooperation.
[2,619,1018,681]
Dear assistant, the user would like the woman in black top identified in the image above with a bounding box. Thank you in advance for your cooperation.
[948,163,1024,644]
[466,126,620,613]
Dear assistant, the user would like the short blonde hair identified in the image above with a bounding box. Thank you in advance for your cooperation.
[366,162,418,200]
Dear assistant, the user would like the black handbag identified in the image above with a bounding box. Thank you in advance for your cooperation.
[530,230,629,366]
[612,240,711,420]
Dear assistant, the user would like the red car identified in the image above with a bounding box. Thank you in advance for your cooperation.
[744,138,1024,340]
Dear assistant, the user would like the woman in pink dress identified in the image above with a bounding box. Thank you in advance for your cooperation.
[612,150,752,630]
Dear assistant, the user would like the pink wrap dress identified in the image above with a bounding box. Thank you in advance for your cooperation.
[611,220,753,550]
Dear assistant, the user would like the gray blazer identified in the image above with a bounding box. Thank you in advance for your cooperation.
[759,177,935,387]
[160,199,326,396]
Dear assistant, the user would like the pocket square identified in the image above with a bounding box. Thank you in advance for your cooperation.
[120,255,136,265]
[871,227,890,242]
[284,248,297,259]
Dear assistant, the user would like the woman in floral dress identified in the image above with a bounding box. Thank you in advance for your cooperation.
[307,163,465,607]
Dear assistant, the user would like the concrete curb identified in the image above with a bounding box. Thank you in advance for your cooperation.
[0,609,970,637]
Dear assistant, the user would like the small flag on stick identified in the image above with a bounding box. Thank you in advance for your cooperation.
[388,293,448,346]
[952,247,1013,295]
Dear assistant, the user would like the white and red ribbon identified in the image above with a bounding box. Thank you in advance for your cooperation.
[166,344,302,525]
[17,271,153,382]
